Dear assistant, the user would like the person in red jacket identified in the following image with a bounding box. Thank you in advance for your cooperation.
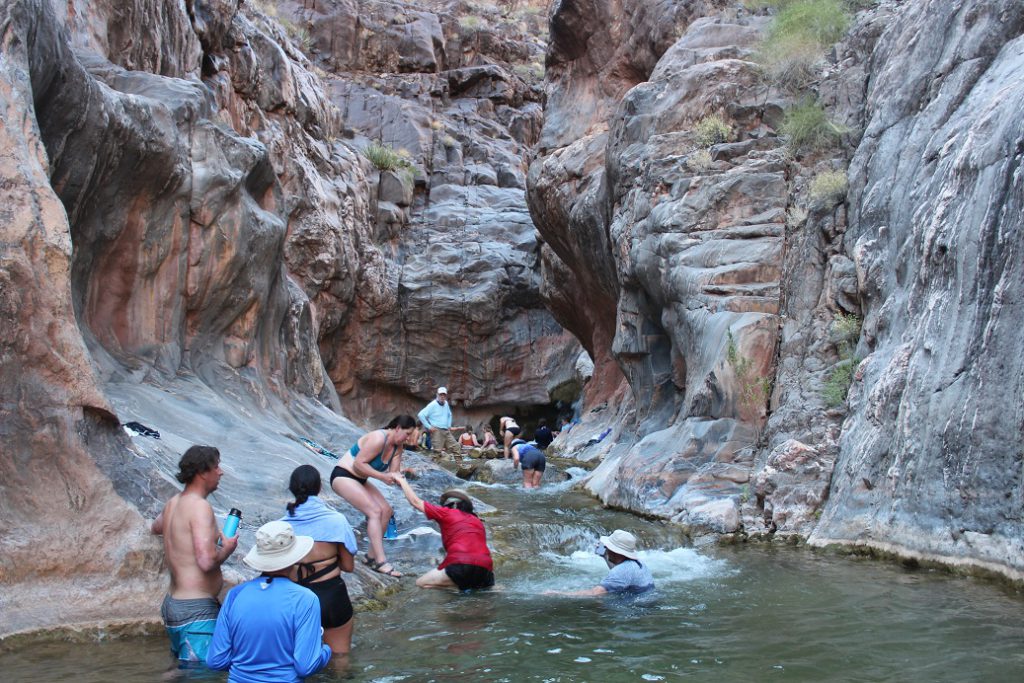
[393,474,494,591]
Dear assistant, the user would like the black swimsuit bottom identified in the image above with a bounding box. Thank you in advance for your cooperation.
[331,465,368,485]
[302,575,353,628]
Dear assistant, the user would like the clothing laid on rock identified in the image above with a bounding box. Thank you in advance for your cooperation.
[206,576,331,682]
[518,444,546,471]
[601,559,654,594]
[424,501,493,586]
[124,421,160,438]
[534,426,554,449]
[161,594,219,664]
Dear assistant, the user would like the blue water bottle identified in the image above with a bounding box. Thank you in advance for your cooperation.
[384,514,398,540]
[223,508,242,538]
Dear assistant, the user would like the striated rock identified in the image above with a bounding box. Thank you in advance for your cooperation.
[0,0,577,636]
[532,0,1024,581]
[749,440,834,537]
[806,0,1024,579]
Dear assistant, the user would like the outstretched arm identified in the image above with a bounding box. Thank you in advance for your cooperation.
[545,585,608,597]
[393,473,425,513]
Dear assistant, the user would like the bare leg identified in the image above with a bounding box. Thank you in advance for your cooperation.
[324,618,353,655]
[331,477,391,564]
[504,431,513,459]
[522,468,533,488]
[531,470,543,488]
[416,568,458,589]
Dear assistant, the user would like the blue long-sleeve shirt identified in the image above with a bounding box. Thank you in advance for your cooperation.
[207,577,331,683]
[418,399,452,430]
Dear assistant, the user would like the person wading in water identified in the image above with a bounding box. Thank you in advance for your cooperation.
[151,445,239,665]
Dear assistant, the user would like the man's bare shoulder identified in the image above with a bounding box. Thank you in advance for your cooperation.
[177,491,214,517]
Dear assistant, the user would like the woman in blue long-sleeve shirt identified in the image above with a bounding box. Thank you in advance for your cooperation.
[207,521,331,682]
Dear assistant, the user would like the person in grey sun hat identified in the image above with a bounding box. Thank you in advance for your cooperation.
[242,520,316,572]
[545,529,654,597]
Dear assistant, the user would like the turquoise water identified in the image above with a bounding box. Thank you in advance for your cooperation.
[3,476,1023,682]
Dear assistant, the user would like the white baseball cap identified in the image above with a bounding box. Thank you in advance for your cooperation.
[437,386,448,394]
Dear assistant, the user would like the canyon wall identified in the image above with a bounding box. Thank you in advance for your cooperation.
[0,0,576,636]
[533,0,1024,580]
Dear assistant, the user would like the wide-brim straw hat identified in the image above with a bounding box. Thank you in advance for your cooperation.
[440,488,473,507]
[244,521,314,572]
[599,529,640,560]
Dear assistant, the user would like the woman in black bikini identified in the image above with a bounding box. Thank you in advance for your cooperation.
[282,465,358,654]
[330,415,417,578]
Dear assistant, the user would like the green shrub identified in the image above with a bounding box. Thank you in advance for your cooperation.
[831,311,861,342]
[758,0,851,87]
[809,169,848,209]
[695,115,733,147]
[823,357,857,407]
[460,15,484,30]
[782,101,846,152]
[686,149,713,173]
[363,142,413,172]
[727,331,772,417]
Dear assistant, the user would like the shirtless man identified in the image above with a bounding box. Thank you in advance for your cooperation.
[151,445,238,665]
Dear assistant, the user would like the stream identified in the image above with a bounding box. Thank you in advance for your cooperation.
[3,469,1023,682]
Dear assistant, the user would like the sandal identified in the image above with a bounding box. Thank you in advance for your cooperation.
[367,558,403,578]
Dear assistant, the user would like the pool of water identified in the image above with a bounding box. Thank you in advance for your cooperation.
[4,473,1023,682]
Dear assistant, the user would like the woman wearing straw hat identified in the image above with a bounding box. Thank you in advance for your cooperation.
[207,521,332,681]
[547,529,654,597]
[393,473,495,591]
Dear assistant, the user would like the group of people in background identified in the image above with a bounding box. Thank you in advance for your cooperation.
[149,387,642,682]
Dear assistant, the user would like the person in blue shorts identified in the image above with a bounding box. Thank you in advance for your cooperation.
[547,529,654,596]
[511,441,546,488]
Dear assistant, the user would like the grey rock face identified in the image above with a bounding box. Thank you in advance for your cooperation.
[0,0,576,636]
[531,0,1024,579]
[806,0,1024,579]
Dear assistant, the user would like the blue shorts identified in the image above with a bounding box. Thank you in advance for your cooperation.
[161,594,219,664]
[519,445,546,472]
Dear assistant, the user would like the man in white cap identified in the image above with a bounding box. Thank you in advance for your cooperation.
[207,521,332,681]
[547,529,654,596]
[418,386,460,455]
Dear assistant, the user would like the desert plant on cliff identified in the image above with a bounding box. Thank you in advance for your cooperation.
[686,149,714,174]
[822,312,861,407]
[809,169,848,210]
[831,311,860,342]
[727,331,773,419]
[823,358,856,407]
[695,115,733,148]
[756,0,851,87]
[782,101,846,153]
[363,142,413,173]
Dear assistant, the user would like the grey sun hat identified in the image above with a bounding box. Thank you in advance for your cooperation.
[599,529,640,560]
[439,488,472,507]
[243,521,314,572]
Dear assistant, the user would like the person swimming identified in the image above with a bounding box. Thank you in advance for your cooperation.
[545,530,654,597]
